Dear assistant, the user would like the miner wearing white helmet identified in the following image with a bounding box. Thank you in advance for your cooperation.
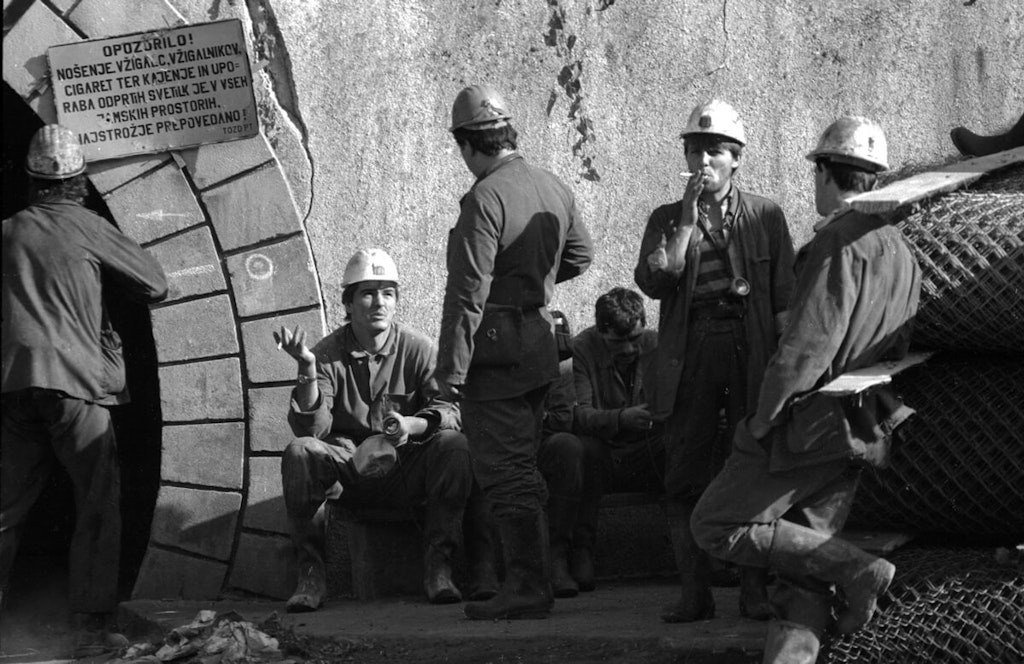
[634,100,795,624]
[436,84,594,620]
[2,125,167,657]
[692,116,922,663]
[276,248,498,611]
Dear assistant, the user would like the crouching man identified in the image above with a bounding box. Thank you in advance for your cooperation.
[277,248,496,612]
[691,117,921,662]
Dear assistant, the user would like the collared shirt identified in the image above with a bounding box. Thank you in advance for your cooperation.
[572,325,659,444]
[2,200,167,402]
[288,322,459,443]
[812,200,853,232]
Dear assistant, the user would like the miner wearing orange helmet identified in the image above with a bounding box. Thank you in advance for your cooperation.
[634,100,795,624]
[692,116,922,663]
[436,84,594,620]
[1,125,168,657]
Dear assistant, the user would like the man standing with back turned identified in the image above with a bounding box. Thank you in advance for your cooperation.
[2,125,168,658]
[691,116,922,663]
[436,84,593,620]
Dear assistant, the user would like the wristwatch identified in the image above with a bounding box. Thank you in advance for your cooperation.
[296,373,316,385]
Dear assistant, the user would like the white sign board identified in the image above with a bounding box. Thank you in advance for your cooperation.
[48,19,258,161]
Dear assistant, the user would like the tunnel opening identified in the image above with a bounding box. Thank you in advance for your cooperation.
[1,82,162,629]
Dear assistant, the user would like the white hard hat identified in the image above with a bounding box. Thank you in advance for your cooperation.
[681,100,747,146]
[449,84,512,132]
[26,124,86,179]
[342,248,399,288]
[806,116,889,172]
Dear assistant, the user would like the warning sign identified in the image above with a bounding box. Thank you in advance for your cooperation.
[48,19,258,162]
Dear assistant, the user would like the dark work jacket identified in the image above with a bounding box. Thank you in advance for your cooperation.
[2,200,167,404]
[572,325,659,446]
[749,209,922,472]
[289,323,460,443]
[437,153,594,401]
[634,188,796,419]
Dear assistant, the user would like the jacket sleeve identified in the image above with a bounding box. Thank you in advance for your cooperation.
[751,234,859,431]
[543,359,576,434]
[556,199,594,283]
[572,344,622,437]
[436,190,499,386]
[414,343,461,432]
[768,205,797,315]
[634,205,684,300]
[93,219,168,303]
[287,362,336,440]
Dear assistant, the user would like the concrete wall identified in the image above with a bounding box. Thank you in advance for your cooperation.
[262,0,1022,335]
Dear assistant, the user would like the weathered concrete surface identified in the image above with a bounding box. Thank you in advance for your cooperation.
[271,0,1023,335]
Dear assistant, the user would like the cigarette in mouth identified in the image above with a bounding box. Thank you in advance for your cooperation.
[681,171,694,177]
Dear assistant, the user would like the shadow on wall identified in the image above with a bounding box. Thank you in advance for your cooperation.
[2,82,163,601]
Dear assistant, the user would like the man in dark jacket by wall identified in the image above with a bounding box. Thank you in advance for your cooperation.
[436,84,593,620]
[691,116,922,663]
[635,100,794,623]
[1,125,168,658]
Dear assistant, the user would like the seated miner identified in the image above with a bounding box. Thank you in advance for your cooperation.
[536,311,587,598]
[277,248,497,612]
[569,287,665,592]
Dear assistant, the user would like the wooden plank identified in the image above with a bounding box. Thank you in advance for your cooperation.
[817,352,933,397]
[849,146,1024,214]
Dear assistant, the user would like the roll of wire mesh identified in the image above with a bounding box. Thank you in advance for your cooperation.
[893,164,1024,355]
[823,546,1024,664]
[846,355,1024,537]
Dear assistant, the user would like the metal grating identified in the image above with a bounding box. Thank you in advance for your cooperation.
[847,356,1024,537]
[823,546,1024,664]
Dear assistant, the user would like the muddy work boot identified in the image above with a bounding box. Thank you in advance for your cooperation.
[547,496,580,598]
[950,114,1024,157]
[424,546,463,604]
[286,515,327,613]
[465,511,554,620]
[761,620,821,664]
[739,565,774,621]
[71,613,129,659]
[661,511,715,623]
[769,520,895,634]
[463,494,500,601]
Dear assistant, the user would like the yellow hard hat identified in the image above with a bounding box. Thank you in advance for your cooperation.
[449,84,512,132]
[25,124,86,179]
[342,248,399,288]
[806,116,889,172]
[681,100,747,146]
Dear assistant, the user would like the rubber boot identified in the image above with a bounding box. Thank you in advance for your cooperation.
[464,511,554,620]
[739,565,774,621]
[769,520,894,634]
[71,612,129,659]
[761,621,821,664]
[286,515,327,613]
[950,114,1024,156]
[548,495,580,598]
[661,507,715,623]
[570,497,598,592]
[762,582,833,664]
[463,495,499,601]
[423,500,464,604]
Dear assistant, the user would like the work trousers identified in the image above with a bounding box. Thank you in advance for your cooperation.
[691,419,860,575]
[281,429,474,521]
[663,317,748,502]
[0,389,122,615]
[461,385,549,519]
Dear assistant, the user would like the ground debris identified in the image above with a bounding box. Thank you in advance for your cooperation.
[111,610,294,664]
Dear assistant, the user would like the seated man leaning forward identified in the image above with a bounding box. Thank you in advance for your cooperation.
[569,287,665,589]
[277,248,496,612]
